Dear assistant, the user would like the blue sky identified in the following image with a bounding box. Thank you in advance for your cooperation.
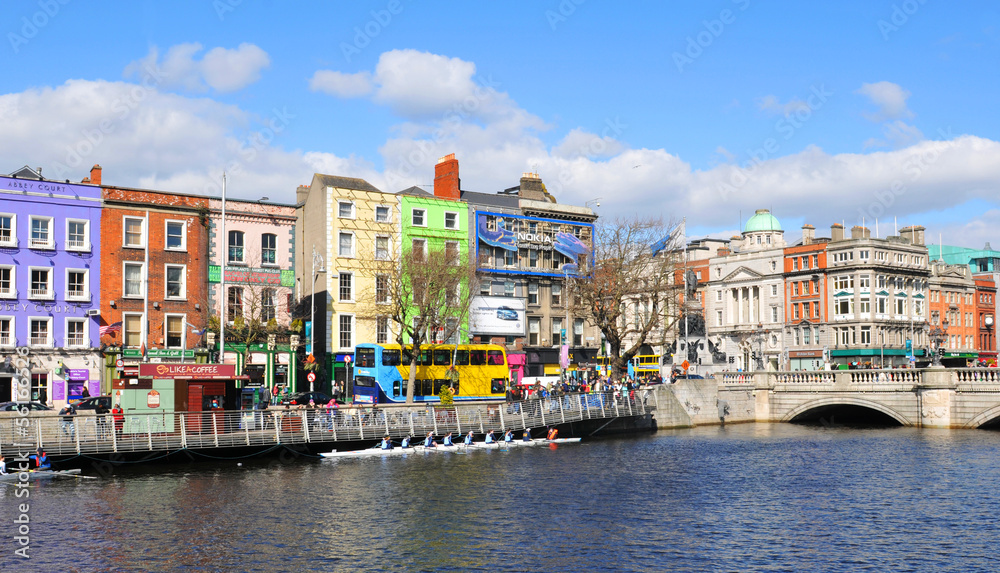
[3,1,1000,246]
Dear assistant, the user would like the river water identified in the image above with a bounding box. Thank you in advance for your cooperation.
[2,424,998,572]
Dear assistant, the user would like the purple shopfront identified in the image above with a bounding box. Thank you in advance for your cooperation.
[0,169,102,406]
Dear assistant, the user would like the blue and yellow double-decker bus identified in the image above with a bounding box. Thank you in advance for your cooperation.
[352,343,509,404]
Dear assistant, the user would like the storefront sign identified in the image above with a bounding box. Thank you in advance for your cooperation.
[209,265,295,287]
[139,363,237,379]
[147,390,160,408]
[65,369,90,380]
[123,348,195,359]
[789,350,822,358]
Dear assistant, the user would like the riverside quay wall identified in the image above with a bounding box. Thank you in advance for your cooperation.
[649,368,1000,429]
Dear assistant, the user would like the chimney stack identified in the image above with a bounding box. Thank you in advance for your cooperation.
[899,225,925,246]
[850,225,870,239]
[89,164,102,187]
[830,223,844,242]
[802,224,815,245]
[434,154,461,201]
[296,184,311,205]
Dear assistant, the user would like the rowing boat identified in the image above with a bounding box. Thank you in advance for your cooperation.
[321,447,412,459]
[0,469,83,481]
[472,438,582,449]
[322,437,582,458]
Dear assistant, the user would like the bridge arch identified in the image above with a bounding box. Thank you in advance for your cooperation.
[962,404,1000,429]
[780,397,912,426]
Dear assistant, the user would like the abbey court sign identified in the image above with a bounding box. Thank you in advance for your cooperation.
[139,364,237,379]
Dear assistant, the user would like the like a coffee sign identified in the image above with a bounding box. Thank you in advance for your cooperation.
[138,363,237,379]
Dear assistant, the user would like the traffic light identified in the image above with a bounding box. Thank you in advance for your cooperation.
[728,356,734,364]
[938,347,945,357]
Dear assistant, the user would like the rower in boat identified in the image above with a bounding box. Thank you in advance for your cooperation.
[380,435,393,450]
[503,429,514,443]
[442,432,455,446]
[522,429,532,442]
[547,427,559,440]
[31,448,51,471]
[463,431,474,446]
[484,430,495,444]
[423,432,437,448]
[401,435,412,449]
[0,455,7,475]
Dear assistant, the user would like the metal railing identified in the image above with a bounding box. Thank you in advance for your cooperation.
[0,393,652,457]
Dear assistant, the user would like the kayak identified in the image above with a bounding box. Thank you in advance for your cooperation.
[0,469,83,481]
[321,447,412,458]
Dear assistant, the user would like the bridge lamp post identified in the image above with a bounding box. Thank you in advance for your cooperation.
[754,323,765,371]
[879,330,885,369]
[925,318,949,368]
[986,315,994,357]
[310,247,326,393]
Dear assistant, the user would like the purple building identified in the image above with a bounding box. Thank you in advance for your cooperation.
[0,166,102,406]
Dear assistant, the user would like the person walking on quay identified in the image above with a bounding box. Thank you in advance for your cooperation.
[463,431,474,446]
[112,403,125,439]
[95,402,110,439]
[423,432,437,448]
[325,399,338,431]
[59,402,77,439]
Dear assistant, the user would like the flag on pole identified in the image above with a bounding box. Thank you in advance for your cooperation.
[99,321,122,335]
[139,342,147,361]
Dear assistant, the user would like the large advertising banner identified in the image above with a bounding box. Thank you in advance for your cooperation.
[469,296,526,336]
[475,211,593,277]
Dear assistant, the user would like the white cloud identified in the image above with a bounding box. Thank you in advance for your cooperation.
[551,128,625,159]
[308,70,373,98]
[124,43,270,93]
[757,94,811,117]
[856,81,914,121]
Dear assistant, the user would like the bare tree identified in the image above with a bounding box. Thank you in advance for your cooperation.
[357,241,479,404]
[572,216,683,381]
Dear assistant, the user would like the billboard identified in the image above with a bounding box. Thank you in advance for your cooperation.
[469,296,526,336]
[475,211,593,278]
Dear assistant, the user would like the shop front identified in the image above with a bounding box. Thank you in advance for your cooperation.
[789,350,824,371]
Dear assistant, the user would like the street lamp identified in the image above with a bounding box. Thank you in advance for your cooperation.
[925,318,949,367]
[310,246,326,392]
[585,197,602,209]
[986,315,994,356]
[754,323,765,371]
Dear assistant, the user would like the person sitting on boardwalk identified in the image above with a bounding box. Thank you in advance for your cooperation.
[503,429,514,443]
[423,432,436,448]
[523,429,532,442]
[442,432,455,446]
[463,431,474,446]
[401,435,411,449]
[547,427,559,441]
[484,430,495,444]
[380,435,393,450]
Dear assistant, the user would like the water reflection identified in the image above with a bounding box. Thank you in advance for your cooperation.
[3,425,999,572]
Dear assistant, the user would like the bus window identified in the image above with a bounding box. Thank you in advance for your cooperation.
[487,350,505,365]
[490,379,506,393]
[354,375,375,387]
[419,349,433,366]
[433,349,451,366]
[451,381,459,395]
[393,380,402,397]
[454,350,469,366]
[382,349,400,366]
[402,346,414,365]
[433,380,449,395]
[421,379,434,396]
[356,347,376,367]
[470,349,487,365]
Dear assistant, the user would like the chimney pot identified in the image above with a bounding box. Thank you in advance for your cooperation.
[434,154,461,201]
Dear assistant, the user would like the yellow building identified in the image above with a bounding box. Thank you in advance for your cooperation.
[296,174,399,396]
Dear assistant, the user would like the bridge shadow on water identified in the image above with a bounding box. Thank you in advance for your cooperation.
[789,405,904,428]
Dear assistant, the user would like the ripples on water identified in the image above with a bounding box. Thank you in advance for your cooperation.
[2,424,999,572]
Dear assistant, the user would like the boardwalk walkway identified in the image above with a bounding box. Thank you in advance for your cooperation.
[0,392,656,458]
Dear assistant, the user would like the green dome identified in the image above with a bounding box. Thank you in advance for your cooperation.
[743,209,782,233]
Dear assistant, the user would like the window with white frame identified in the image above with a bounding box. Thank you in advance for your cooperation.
[480,280,490,296]
[0,266,14,298]
[66,318,87,348]
[339,314,353,349]
[29,216,53,249]
[339,272,353,302]
[123,217,145,248]
[528,249,538,268]
[914,299,924,316]
[66,269,88,301]
[0,214,14,247]
[834,275,853,290]
[860,326,871,345]
[771,307,778,322]
[375,236,390,260]
[165,265,185,299]
[716,310,723,326]
[552,317,563,345]
[573,319,584,346]
[411,238,427,262]
[505,248,517,267]
[339,232,354,257]
[261,233,277,265]
[376,274,390,304]
[877,275,886,289]
[262,289,276,322]
[859,296,870,315]
[165,315,184,349]
[66,219,90,251]
[859,275,870,290]
[551,283,562,306]
[376,205,391,223]
[30,317,51,347]
[770,284,778,296]
[504,281,515,297]
[29,267,52,299]
[123,263,144,298]
[228,230,245,263]
[837,327,851,346]
[0,317,12,346]
[895,297,906,315]
[716,290,723,302]
[444,211,458,229]
[412,208,426,227]
[875,251,887,261]
[835,297,853,315]
[445,241,459,264]
[793,283,799,296]
[165,220,185,250]
[528,282,538,305]
[859,250,870,260]
[338,201,355,219]
[376,316,390,344]
[528,318,540,345]
[228,287,243,322]
[123,313,143,348]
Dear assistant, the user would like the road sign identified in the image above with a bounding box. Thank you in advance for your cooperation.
[306,372,316,383]
[115,359,124,368]
[345,355,352,363]
[681,360,690,372]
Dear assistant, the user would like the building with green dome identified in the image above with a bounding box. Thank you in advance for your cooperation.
[740,208,785,251]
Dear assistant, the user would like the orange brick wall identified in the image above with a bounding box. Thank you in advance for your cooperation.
[99,188,210,349]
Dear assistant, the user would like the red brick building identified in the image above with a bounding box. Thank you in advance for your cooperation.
[976,277,997,362]
[95,166,210,381]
